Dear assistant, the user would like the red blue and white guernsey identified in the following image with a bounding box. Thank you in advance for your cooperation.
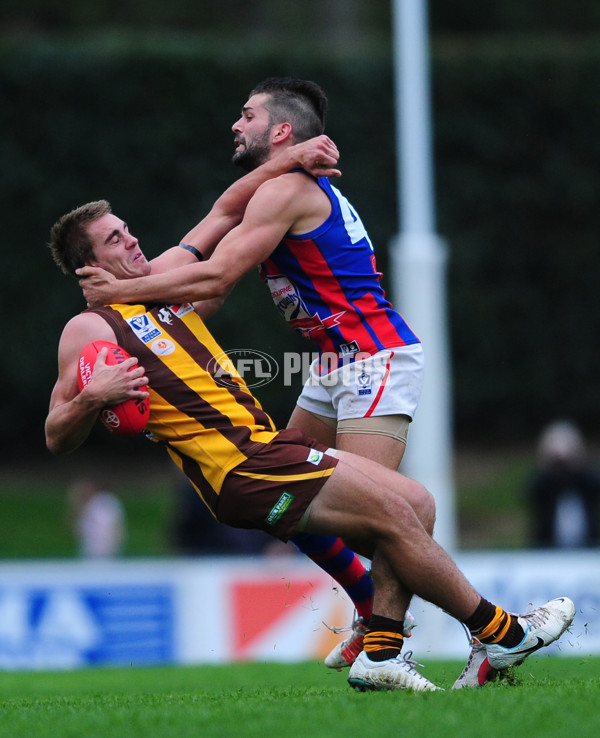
[259,174,420,372]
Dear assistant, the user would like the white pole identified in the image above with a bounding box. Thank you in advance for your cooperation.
[390,0,456,551]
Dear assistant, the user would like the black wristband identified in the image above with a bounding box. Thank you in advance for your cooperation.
[179,243,204,261]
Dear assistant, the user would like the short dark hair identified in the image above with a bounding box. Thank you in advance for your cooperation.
[48,200,112,276]
[249,77,327,141]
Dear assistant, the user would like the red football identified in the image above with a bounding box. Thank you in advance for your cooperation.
[77,340,150,436]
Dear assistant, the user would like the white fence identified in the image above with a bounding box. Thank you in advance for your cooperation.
[0,550,597,669]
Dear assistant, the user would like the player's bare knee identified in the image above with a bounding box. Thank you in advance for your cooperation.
[368,488,422,539]
[415,484,436,535]
[397,476,436,534]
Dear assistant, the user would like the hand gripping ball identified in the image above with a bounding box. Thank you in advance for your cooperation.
[77,340,150,436]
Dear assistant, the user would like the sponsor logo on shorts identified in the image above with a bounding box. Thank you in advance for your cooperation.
[265,492,295,526]
[306,449,324,465]
[357,370,372,396]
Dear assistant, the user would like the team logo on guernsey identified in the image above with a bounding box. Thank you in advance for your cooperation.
[265,492,295,526]
[290,311,346,337]
[126,314,161,343]
[150,338,175,356]
[306,449,324,465]
[157,308,173,325]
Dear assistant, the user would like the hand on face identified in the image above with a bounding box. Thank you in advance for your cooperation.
[76,266,117,307]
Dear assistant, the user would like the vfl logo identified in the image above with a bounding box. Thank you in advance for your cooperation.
[126,314,161,343]
[207,349,279,388]
[357,371,372,396]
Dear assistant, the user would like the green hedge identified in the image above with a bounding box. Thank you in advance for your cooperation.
[2,35,599,457]
[434,37,600,437]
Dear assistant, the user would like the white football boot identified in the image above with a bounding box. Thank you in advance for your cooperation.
[452,638,497,689]
[485,597,575,670]
[348,650,441,692]
[324,611,416,670]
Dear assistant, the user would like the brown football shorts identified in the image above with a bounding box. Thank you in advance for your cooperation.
[216,428,339,541]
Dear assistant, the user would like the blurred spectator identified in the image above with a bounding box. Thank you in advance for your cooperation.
[527,421,600,548]
[169,476,293,556]
[69,477,127,558]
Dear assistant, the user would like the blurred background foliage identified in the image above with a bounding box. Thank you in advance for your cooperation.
[1,0,600,469]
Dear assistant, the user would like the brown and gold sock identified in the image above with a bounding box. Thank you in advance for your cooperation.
[464,598,525,648]
[363,614,405,662]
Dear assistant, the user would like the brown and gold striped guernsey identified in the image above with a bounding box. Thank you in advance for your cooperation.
[89,303,279,514]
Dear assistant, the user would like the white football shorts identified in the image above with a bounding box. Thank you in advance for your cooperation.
[295,343,424,422]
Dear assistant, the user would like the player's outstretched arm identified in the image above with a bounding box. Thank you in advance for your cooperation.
[150,134,340,274]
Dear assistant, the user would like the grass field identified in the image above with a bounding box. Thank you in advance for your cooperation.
[1,454,598,737]
[2,451,597,736]
[0,657,598,738]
